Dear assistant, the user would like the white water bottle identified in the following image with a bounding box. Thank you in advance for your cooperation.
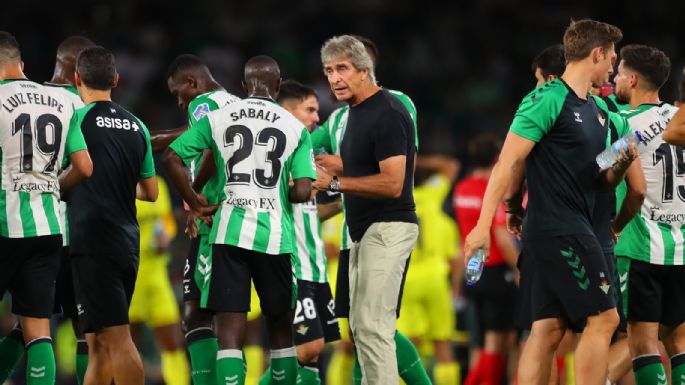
[465,249,486,286]
[596,132,644,170]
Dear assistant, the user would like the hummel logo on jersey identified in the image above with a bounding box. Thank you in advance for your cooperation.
[272,369,286,381]
[30,366,46,378]
[110,108,116,113]
[619,273,628,292]
[77,304,84,315]
[574,112,583,123]
[225,375,239,385]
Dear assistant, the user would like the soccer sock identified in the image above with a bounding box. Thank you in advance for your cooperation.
[162,349,191,385]
[258,366,271,385]
[270,347,298,385]
[26,337,56,385]
[326,350,353,385]
[245,345,264,385]
[75,340,88,385]
[0,327,25,383]
[187,327,219,385]
[217,349,245,385]
[480,351,505,385]
[433,362,460,385]
[633,354,667,385]
[395,331,432,385]
[297,364,321,385]
[352,350,362,385]
[671,352,685,385]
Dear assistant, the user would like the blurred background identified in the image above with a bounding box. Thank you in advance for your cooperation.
[1,1,684,384]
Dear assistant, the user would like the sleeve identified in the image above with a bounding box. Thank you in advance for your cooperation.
[373,109,410,162]
[290,127,317,180]
[139,120,156,179]
[187,96,219,126]
[311,122,333,154]
[169,115,213,166]
[64,109,88,157]
[399,95,419,149]
[509,87,564,142]
[610,111,632,137]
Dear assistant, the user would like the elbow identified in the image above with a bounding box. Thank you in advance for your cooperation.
[389,181,403,198]
[162,148,178,171]
[80,161,93,179]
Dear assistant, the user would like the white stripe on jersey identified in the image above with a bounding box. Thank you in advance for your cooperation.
[29,194,49,237]
[645,210,664,264]
[308,213,326,277]
[5,193,21,236]
[214,205,232,245]
[59,201,68,246]
[237,213,258,250]
[673,226,684,265]
[265,211,282,255]
[294,208,312,278]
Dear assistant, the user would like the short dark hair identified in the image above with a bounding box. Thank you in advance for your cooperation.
[76,46,116,90]
[351,35,379,65]
[563,19,623,63]
[468,133,502,169]
[166,54,205,80]
[532,44,565,78]
[57,36,96,59]
[619,44,671,91]
[277,79,317,104]
[679,66,685,104]
[0,31,21,65]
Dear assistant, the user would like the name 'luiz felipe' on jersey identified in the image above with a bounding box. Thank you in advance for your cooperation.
[170,97,316,254]
[0,79,87,238]
[615,103,682,265]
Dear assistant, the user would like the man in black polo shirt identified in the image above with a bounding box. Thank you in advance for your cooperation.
[68,46,158,385]
[464,20,637,385]
[314,35,418,385]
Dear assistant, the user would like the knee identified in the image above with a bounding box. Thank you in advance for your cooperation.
[183,303,212,333]
[662,333,685,356]
[586,309,620,336]
[529,322,565,353]
[297,339,324,364]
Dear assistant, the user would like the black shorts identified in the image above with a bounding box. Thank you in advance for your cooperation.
[206,244,295,316]
[521,235,616,331]
[294,280,341,345]
[465,264,517,332]
[184,237,202,302]
[618,257,685,326]
[54,246,78,318]
[71,253,139,333]
[0,235,61,318]
[334,248,409,319]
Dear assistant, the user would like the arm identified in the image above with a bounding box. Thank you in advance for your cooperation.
[416,154,460,184]
[503,164,526,238]
[597,144,638,190]
[289,178,313,203]
[192,150,216,192]
[315,154,343,175]
[314,155,407,199]
[317,200,343,222]
[137,176,159,202]
[612,158,646,233]
[59,150,93,191]
[663,107,685,145]
[163,148,215,216]
[150,125,188,153]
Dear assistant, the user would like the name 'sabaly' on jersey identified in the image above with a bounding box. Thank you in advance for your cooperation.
[2,83,65,113]
[229,101,282,123]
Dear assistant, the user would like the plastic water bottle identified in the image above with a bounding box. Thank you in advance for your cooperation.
[596,132,645,170]
[465,249,486,286]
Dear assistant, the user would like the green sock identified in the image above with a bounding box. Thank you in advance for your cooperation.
[259,365,272,385]
[352,351,362,385]
[75,340,88,385]
[297,365,320,385]
[216,349,245,385]
[671,353,685,385]
[270,347,298,385]
[395,331,432,385]
[26,338,56,385]
[633,354,667,385]
[0,328,25,383]
[187,328,219,385]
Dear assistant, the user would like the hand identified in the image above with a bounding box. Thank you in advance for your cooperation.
[610,221,621,244]
[185,213,200,238]
[312,165,334,191]
[315,154,343,174]
[506,211,524,239]
[611,143,638,174]
[463,224,491,266]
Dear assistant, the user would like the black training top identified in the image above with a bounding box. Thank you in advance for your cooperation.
[67,101,155,255]
[340,89,417,242]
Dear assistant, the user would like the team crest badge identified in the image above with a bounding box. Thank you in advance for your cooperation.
[193,103,210,121]
[597,113,606,127]
[599,279,611,295]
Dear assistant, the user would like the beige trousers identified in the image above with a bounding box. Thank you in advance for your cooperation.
[348,221,419,385]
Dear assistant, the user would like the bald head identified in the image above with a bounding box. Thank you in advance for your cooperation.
[243,55,281,98]
[52,35,95,86]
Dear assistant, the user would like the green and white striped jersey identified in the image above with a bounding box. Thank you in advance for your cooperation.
[615,103,682,265]
[170,97,316,254]
[0,79,87,238]
[311,89,418,250]
[45,83,83,246]
[292,198,327,282]
[186,90,240,236]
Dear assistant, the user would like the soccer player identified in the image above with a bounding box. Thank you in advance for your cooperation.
[311,35,432,385]
[129,176,189,385]
[454,134,518,385]
[612,44,684,385]
[164,55,316,385]
[258,80,339,385]
[314,35,418,385]
[68,46,158,385]
[164,54,240,385]
[663,67,685,144]
[463,20,636,385]
[532,44,565,86]
[0,31,92,385]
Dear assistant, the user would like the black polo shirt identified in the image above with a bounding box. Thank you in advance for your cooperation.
[340,89,417,242]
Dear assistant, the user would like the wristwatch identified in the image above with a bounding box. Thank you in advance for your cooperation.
[329,176,340,192]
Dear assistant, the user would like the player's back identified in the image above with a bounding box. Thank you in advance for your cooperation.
[205,97,314,254]
[0,79,76,238]
[68,101,154,255]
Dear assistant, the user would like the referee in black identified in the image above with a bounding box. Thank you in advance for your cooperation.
[67,46,158,385]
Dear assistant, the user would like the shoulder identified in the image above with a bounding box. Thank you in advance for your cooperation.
[386,89,416,111]
[519,79,568,108]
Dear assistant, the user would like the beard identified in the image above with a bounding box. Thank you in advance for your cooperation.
[614,87,630,105]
